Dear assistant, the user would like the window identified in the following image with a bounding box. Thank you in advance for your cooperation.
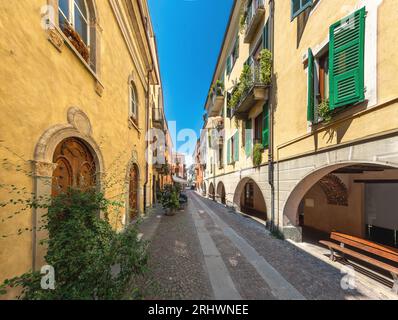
[227,132,239,164]
[254,113,263,145]
[130,82,138,122]
[291,0,313,20]
[262,102,269,148]
[245,119,253,157]
[227,35,240,75]
[307,8,366,122]
[58,0,89,45]
[263,19,270,50]
[218,145,223,169]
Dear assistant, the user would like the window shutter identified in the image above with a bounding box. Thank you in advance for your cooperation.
[227,139,231,164]
[234,132,239,162]
[329,7,366,110]
[263,20,270,50]
[226,56,232,75]
[262,102,269,148]
[245,120,252,157]
[307,48,315,122]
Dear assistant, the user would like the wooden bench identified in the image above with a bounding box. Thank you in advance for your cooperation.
[320,232,398,294]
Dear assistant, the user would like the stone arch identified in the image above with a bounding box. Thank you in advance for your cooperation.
[282,161,398,229]
[216,181,226,205]
[124,149,142,225]
[209,182,215,200]
[233,177,268,221]
[32,107,104,270]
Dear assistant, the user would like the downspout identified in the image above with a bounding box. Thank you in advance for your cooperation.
[143,67,152,213]
[268,0,276,231]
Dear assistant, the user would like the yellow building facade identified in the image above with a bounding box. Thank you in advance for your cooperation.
[0,0,169,295]
[202,0,398,243]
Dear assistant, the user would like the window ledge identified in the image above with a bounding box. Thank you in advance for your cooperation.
[47,25,104,96]
[128,117,142,136]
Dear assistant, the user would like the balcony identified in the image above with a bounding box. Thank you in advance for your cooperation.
[244,0,266,44]
[207,83,225,117]
[228,60,270,120]
[152,108,164,130]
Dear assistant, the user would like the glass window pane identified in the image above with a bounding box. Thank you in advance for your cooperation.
[74,0,88,18]
[292,0,301,14]
[74,5,88,44]
[59,0,69,18]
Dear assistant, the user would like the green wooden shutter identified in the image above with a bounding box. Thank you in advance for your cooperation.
[245,120,252,157]
[307,48,315,122]
[329,7,366,110]
[263,20,270,49]
[234,132,239,162]
[262,102,269,148]
[227,139,231,164]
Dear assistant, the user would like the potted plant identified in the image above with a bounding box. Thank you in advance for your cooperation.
[159,184,180,216]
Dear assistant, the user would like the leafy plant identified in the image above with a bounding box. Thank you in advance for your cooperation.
[259,49,272,85]
[0,188,148,300]
[239,10,248,33]
[253,143,264,167]
[317,99,332,123]
[159,184,180,213]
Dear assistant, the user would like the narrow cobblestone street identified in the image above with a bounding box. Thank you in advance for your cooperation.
[139,191,397,300]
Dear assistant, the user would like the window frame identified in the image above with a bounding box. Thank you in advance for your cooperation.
[129,82,139,123]
[291,0,313,21]
[58,0,90,45]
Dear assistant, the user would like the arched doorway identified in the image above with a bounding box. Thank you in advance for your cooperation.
[128,164,140,221]
[209,183,215,200]
[52,137,96,196]
[217,182,226,205]
[284,163,398,247]
[234,178,267,221]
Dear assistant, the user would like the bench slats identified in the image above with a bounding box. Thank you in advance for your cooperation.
[331,232,398,263]
[319,240,398,275]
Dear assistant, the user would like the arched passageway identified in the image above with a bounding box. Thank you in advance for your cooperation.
[209,183,215,201]
[217,182,226,205]
[234,178,267,221]
[284,163,398,247]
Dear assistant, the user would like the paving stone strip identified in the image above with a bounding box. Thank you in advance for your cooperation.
[190,198,242,300]
[191,193,306,300]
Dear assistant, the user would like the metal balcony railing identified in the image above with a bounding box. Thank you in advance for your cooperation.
[244,0,265,43]
[228,60,270,119]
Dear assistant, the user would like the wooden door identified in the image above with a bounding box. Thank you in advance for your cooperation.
[52,138,96,196]
[129,164,139,220]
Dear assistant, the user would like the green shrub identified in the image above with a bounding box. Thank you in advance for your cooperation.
[253,143,264,167]
[0,188,148,300]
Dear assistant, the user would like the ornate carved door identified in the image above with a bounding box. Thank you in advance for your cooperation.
[52,138,96,196]
[129,164,139,220]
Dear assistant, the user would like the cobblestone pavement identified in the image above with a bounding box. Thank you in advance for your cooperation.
[138,191,397,300]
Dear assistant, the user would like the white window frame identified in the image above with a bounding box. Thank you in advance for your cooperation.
[58,0,90,45]
[129,82,138,121]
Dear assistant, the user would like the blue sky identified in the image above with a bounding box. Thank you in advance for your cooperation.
[148,0,233,155]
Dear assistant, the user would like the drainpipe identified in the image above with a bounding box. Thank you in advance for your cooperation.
[268,0,276,232]
[144,67,152,213]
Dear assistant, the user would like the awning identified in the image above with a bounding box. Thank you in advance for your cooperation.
[172,175,188,184]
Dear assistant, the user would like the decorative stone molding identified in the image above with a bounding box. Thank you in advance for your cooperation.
[32,160,58,178]
[67,107,93,136]
[319,174,349,206]
[47,27,64,52]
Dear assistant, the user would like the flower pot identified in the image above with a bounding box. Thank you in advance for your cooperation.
[165,208,176,216]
